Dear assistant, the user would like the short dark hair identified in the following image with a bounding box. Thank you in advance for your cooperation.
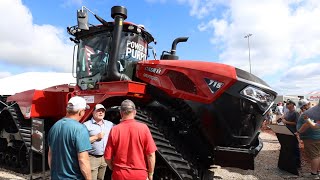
[120,99,136,115]
[286,100,296,106]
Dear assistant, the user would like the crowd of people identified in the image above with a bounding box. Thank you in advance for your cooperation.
[264,98,320,179]
[48,97,157,180]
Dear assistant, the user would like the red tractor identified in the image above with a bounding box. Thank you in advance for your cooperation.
[0,6,276,179]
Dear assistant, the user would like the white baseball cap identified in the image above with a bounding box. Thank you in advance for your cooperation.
[298,99,310,108]
[67,96,90,111]
[95,104,106,111]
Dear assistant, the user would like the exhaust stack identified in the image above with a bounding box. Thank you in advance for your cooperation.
[103,6,131,81]
[160,37,188,60]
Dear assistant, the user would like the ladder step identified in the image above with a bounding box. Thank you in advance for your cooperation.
[20,133,31,138]
[19,129,31,133]
[22,137,31,142]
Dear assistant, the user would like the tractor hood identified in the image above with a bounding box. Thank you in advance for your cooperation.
[136,60,276,106]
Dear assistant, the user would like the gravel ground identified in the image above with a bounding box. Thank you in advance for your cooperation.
[0,131,315,180]
[212,130,313,180]
[0,168,49,180]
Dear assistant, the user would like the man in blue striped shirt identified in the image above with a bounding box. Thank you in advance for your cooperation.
[84,104,114,180]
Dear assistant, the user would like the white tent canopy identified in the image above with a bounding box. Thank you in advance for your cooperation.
[0,72,76,95]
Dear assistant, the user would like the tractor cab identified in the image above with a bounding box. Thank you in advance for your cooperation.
[67,6,155,90]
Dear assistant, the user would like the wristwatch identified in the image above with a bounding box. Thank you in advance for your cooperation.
[148,172,154,176]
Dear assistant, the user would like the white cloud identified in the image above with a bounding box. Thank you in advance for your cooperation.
[0,0,74,72]
[0,72,12,79]
[177,0,225,19]
[0,72,76,95]
[282,63,320,79]
[190,0,320,94]
[270,62,320,94]
[275,75,320,95]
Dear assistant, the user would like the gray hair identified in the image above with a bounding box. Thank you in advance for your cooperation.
[66,105,80,115]
[120,99,136,115]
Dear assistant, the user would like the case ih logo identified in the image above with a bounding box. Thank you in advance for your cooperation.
[145,67,162,74]
[204,78,224,94]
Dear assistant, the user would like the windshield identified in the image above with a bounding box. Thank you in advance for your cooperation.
[77,33,111,79]
[77,31,148,79]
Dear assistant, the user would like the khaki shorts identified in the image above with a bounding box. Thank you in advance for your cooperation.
[303,139,320,160]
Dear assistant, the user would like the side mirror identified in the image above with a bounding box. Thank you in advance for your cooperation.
[77,9,89,30]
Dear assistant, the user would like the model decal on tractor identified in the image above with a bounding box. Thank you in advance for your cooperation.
[145,67,162,74]
[204,78,224,94]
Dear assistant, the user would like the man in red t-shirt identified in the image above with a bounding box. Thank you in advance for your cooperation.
[105,99,157,180]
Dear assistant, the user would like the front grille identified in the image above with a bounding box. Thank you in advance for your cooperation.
[166,70,197,94]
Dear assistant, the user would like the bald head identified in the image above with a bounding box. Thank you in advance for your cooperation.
[120,99,136,115]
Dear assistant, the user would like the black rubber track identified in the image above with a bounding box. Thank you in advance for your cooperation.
[0,106,30,173]
[135,109,194,180]
[4,106,31,150]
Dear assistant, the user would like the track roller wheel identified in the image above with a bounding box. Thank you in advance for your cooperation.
[4,151,12,165]
[0,152,4,164]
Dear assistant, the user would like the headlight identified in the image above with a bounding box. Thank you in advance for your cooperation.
[241,86,275,112]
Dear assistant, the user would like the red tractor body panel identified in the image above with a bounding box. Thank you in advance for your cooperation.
[7,89,68,120]
[73,81,147,123]
[137,60,237,104]
[5,81,146,122]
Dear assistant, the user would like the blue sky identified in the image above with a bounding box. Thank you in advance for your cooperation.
[0,0,319,95]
